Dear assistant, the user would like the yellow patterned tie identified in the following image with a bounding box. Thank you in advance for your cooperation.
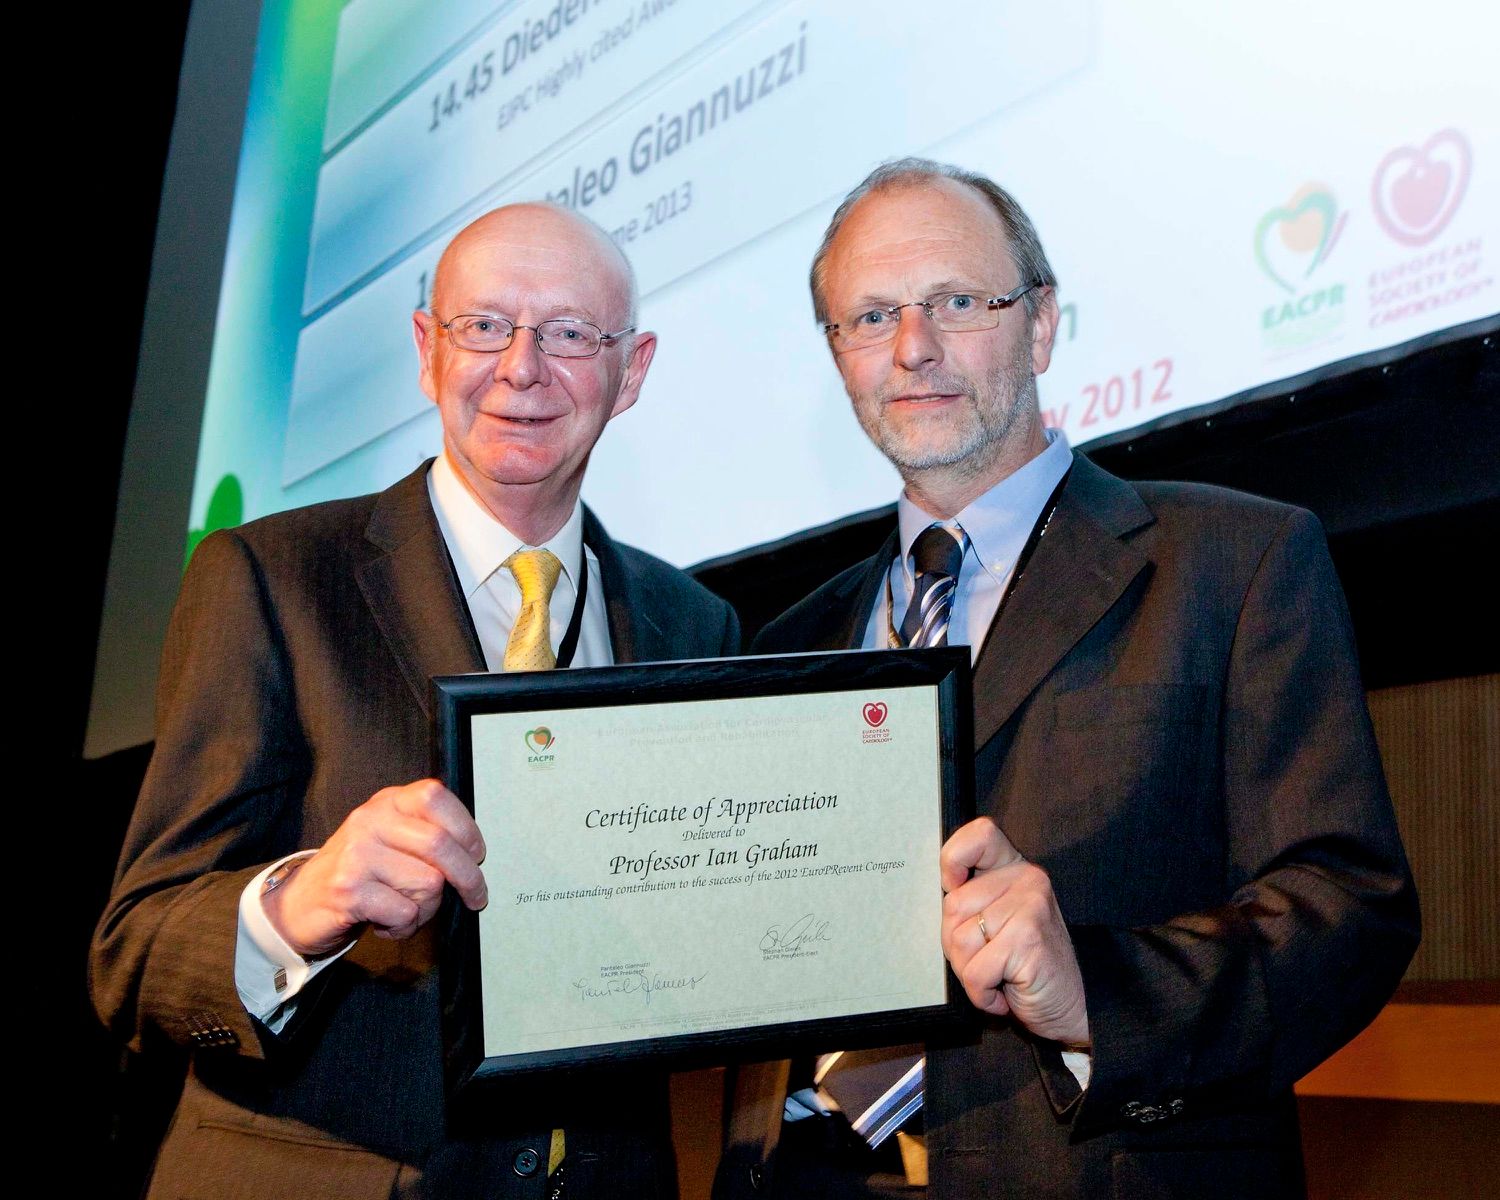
[502,548,568,1176]
[502,548,563,672]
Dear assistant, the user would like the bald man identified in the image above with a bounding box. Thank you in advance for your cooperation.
[92,204,739,1200]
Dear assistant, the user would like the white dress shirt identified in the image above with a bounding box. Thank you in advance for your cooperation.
[426,452,614,674]
[235,453,613,1028]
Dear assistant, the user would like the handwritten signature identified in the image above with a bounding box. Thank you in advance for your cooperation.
[573,970,708,1005]
[760,913,833,954]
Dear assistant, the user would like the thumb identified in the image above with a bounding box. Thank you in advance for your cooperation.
[940,817,1025,891]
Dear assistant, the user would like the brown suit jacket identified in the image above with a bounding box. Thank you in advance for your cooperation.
[719,455,1417,1200]
[91,462,740,1200]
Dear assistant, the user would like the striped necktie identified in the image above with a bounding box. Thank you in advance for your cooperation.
[502,548,563,672]
[810,524,970,1153]
[899,523,969,649]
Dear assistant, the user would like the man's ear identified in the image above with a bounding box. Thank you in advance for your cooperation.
[1029,288,1060,376]
[609,330,658,420]
[413,310,439,402]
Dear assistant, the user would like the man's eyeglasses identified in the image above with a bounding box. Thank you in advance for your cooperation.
[436,314,634,358]
[821,281,1043,353]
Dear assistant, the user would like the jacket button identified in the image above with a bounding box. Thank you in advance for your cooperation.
[513,1147,541,1177]
[186,1012,238,1049]
[1122,1098,1184,1124]
[749,1163,765,1190]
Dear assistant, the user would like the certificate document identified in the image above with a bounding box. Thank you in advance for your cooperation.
[433,649,971,1088]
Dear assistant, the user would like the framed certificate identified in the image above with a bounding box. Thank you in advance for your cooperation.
[431,648,973,1098]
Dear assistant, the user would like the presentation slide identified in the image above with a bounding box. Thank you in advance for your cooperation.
[187,0,1500,568]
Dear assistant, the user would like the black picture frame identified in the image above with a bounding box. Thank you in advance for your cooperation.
[431,647,974,1101]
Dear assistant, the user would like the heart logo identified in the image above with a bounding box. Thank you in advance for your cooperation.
[862,702,887,728]
[1372,128,1471,247]
[1254,185,1346,294]
[524,727,554,752]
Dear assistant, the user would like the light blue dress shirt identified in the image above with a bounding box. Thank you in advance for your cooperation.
[862,429,1074,661]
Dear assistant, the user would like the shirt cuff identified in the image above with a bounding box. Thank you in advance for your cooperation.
[1060,1046,1092,1091]
[234,852,350,1032]
[784,1086,837,1122]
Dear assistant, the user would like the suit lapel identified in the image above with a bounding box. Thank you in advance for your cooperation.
[757,527,896,654]
[584,506,672,665]
[969,456,1153,750]
[831,528,899,650]
[357,462,485,713]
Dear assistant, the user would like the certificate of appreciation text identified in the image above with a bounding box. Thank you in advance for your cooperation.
[474,685,947,1057]
[434,649,971,1087]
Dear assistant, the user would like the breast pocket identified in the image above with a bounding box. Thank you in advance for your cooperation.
[1053,682,1209,731]
[1036,683,1220,921]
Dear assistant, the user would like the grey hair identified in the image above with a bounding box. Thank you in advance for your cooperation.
[809,157,1057,324]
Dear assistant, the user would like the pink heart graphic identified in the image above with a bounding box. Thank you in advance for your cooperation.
[1393,160,1451,228]
[1372,128,1471,247]
[862,702,887,728]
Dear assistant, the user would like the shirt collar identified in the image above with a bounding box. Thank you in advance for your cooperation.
[427,452,586,599]
[896,427,1072,586]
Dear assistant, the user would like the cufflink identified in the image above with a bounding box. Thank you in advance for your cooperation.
[262,857,307,896]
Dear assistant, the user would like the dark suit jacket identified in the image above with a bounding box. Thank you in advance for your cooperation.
[720,455,1417,1200]
[92,463,740,1200]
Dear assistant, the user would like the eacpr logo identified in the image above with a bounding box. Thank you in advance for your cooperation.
[1254,183,1346,295]
[524,727,557,768]
[524,727,555,753]
[1255,182,1348,355]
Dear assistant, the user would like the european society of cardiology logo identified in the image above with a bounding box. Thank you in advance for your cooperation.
[861,701,891,744]
[1255,182,1348,355]
[1372,128,1470,248]
[524,726,557,768]
[1366,127,1488,330]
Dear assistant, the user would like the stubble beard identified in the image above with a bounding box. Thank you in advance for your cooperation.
[857,342,1039,484]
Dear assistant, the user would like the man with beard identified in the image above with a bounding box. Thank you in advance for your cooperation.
[715,159,1416,1199]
